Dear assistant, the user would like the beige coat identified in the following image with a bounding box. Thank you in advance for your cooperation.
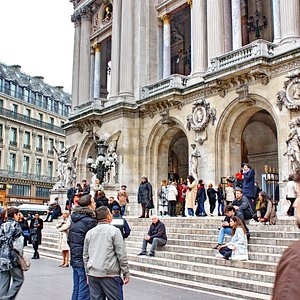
[56,217,70,251]
[186,180,197,209]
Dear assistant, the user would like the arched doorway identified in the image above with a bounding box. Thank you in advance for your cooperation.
[216,96,279,189]
[156,127,189,183]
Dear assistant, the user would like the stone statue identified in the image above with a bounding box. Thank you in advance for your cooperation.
[53,143,78,189]
[103,5,112,23]
[284,122,300,173]
[189,144,201,181]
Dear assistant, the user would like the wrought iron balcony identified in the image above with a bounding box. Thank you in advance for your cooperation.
[23,144,31,150]
[35,147,43,152]
[0,169,56,183]
[9,141,17,146]
[0,107,65,135]
[48,150,54,155]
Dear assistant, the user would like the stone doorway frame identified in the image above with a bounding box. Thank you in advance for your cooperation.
[215,94,281,183]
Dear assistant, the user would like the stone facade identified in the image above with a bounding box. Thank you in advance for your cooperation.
[66,0,300,213]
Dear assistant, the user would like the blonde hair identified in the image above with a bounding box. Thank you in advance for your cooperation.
[208,183,213,188]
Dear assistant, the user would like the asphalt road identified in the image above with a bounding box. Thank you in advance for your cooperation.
[16,256,231,300]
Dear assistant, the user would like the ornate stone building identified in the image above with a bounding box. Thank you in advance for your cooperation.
[0,63,71,207]
[66,0,300,205]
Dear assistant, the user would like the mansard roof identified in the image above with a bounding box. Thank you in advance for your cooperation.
[0,62,71,107]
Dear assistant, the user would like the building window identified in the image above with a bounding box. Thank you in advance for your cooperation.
[24,131,30,149]
[8,184,31,197]
[50,117,54,125]
[48,138,54,154]
[48,161,53,178]
[12,104,18,113]
[23,156,29,175]
[59,141,65,150]
[9,153,16,173]
[36,187,50,198]
[10,127,17,146]
[0,99,3,108]
[0,124,3,143]
[36,135,43,152]
[61,121,65,126]
[25,108,31,118]
[39,113,43,122]
[36,158,42,177]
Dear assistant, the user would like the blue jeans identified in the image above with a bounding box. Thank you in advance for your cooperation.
[72,267,90,300]
[187,208,194,216]
[217,227,232,245]
[121,205,126,216]
[218,200,224,215]
[198,200,206,215]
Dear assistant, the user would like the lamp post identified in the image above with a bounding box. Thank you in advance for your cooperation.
[86,140,117,183]
[248,9,268,39]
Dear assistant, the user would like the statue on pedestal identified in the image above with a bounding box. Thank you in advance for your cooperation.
[189,144,201,181]
[53,143,78,190]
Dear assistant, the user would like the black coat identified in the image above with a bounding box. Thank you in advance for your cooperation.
[29,218,43,245]
[95,196,109,208]
[137,182,153,205]
[68,206,97,268]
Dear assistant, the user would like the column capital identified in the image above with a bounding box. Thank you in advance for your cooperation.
[93,43,101,52]
[161,14,171,25]
[187,0,192,8]
[80,6,92,21]
[71,12,81,26]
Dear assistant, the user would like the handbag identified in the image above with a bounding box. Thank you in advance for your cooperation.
[18,254,31,271]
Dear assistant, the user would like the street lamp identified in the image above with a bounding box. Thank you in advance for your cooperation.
[248,9,268,39]
[86,140,116,183]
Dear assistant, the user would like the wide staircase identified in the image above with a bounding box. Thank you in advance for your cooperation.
[29,217,300,300]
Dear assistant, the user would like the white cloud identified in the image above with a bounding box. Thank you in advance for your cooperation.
[0,0,74,93]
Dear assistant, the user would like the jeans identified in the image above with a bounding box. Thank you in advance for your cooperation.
[209,198,216,214]
[198,200,206,215]
[168,201,176,217]
[218,200,224,215]
[141,237,167,255]
[287,197,296,216]
[72,267,90,300]
[0,267,24,300]
[88,276,124,300]
[219,246,232,259]
[121,205,126,216]
[187,208,194,216]
[217,227,232,245]
[181,201,186,216]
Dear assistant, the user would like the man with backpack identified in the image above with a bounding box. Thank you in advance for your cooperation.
[110,206,131,239]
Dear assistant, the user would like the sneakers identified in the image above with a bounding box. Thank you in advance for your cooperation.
[212,244,222,250]
[215,253,224,258]
[148,252,154,257]
[138,252,146,256]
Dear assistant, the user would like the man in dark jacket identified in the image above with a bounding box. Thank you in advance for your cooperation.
[68,194,97,300]
[242,163,256,212]
[138,216,167,257]
[111,206,131,239]
[196,180,207,216]
[137,176,153,218]
[232,187,252,239]
[80,179,90,196]
[273,168,300,299]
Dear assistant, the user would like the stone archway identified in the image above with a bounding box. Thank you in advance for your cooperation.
[216,95,280,186]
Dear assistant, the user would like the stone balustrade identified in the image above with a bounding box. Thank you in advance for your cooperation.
[141,74,188,99]
[209,39,277,72]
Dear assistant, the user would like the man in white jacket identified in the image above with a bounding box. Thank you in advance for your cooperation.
[83,206,130,300]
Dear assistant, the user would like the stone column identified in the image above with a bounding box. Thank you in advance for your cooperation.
[272,0,281,43]
[190,0,207,75]
[161,14,171,78]
[119,0,134,98]
[241,0,249,45]
[90,47,95,99]
[78,6,92,105]
[109,0,121,99]
[224,0,232,52]
[232,0,242,50]
[71,13,81,107]
[207,0,225,61]
[93,45,101,98]
[280,0,300,42]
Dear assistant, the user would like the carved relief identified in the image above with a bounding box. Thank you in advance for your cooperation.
[236,84,255,107]
[186,98,216,132]
[160,109,176,126]
[277,70,300,111]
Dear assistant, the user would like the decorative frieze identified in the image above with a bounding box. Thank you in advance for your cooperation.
[236,84,255,107]
[277,70,300,111]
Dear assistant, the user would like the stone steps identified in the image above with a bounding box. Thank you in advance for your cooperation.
[38,217,299,300]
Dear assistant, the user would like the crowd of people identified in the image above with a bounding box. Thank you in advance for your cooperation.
[1,164,300,299]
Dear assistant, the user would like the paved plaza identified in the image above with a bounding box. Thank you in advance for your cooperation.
[16,256,231,300]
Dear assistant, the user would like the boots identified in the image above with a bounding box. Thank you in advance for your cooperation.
[145,208,150,218]
[139,205,146,218]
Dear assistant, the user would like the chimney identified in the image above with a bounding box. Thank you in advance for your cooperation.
[33,76,44,81]
[9,65,21,72]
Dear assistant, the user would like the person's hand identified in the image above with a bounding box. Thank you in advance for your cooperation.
[123,277,129,285]
[144,235,150,241]
[232,245,237,251]
[222,222,229,227]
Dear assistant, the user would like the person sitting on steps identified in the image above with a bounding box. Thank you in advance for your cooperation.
[213,205,236,249]
[138,215,167,257]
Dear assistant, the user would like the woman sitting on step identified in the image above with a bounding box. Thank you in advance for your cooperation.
[216,216,248,261]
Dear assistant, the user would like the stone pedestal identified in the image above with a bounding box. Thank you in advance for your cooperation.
[50,188,68,210]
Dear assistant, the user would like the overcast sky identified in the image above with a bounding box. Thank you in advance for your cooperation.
[0,0,74,94]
